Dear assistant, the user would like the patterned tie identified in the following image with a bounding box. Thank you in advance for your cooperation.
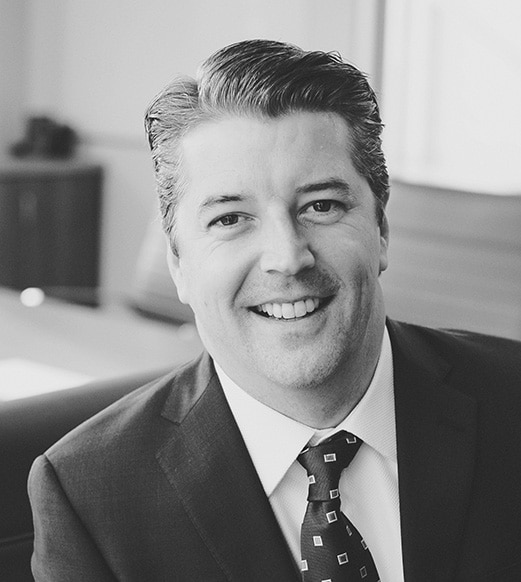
[297,431,380,582]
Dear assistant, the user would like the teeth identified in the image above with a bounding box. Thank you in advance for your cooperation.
[294,301,307,318]
[257,298,322,320]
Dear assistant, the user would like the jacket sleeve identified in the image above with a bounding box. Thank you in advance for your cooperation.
[28,454,117,582]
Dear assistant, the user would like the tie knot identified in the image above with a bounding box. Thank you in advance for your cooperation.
[297,431,362,501]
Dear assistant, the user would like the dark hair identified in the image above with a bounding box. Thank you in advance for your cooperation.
[145,39,389,253]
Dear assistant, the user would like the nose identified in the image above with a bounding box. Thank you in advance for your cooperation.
[259,217,315,275]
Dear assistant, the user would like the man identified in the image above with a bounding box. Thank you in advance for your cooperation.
[29,39,521,581]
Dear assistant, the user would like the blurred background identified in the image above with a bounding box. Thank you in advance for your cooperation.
[1,0,521,398]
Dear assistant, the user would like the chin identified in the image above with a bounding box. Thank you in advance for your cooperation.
[255,348,345,392]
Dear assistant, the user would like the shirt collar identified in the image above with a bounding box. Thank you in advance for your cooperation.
[216,326,395,497]
[334,327,395,459]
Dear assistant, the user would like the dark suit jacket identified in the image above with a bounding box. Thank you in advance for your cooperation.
[28,320,521,581]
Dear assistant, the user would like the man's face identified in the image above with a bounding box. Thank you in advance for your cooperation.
[169,111,388,400]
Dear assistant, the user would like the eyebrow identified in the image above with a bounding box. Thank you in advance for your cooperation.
[197,194,247,218]
[295,178,353,196]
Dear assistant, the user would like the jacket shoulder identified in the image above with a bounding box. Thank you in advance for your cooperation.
[390,319,521,361]
[44,354,207,466]
[388,319,521,395]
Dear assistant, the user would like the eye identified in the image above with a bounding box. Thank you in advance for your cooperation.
[300,199,346,223]
[214,214,240,227]
[208,213,252,231]
[312,200,334,213]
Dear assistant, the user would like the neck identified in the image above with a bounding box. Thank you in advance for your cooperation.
[216,318,386,430]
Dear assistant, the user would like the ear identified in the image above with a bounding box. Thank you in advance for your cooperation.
[166,245,190,305]
[378,212,389,274]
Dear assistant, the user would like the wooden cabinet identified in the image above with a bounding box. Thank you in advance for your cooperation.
[0,159,102,306]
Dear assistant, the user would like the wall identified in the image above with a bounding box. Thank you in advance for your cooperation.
[382,181,521,340]
[0,2,29,154]
[379,0,521,339]
[11,0,383,302]
[382,0,521,194]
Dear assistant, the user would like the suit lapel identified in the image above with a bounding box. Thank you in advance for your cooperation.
[388,320,478,582]
[156,354,299,582]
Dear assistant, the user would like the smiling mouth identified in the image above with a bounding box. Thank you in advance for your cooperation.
[251,297,332,320]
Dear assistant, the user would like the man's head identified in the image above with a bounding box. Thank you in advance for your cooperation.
[145,39,389,255]
[144,39,390,425]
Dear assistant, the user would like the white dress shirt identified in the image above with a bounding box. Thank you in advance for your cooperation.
[215,327,404,582]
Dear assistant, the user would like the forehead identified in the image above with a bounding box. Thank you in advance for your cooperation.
[183,110,352,163]
[177,111,361,202]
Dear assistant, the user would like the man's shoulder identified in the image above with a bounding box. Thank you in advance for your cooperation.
[390,319,521,360]
[388,319,521,394]
[44,354,209,468]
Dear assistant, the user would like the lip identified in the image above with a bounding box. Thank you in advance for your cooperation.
[248,295,334,320]
[249,294,330,307]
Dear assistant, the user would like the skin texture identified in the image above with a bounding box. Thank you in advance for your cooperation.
[168,111,389,428]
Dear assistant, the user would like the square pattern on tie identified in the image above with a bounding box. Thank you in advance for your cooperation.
[329,488,339,499]
[326,511,338,523]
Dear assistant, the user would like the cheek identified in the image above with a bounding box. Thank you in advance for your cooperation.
[335,244,381,301]
[184,254,245,316]
[172,251,212,309]
[346,265,374,304]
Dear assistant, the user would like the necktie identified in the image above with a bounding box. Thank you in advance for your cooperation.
[297,430,380,582]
